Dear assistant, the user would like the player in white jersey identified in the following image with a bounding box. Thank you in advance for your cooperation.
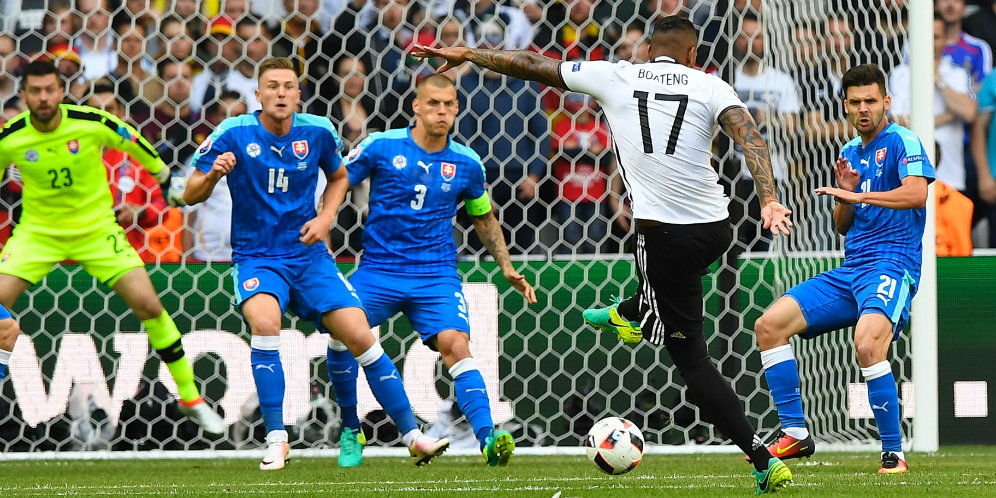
[414,15,793,494]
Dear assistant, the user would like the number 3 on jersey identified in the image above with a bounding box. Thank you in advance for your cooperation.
[411,184,427,210]
[633,91,687,155]
[268,168,288,193]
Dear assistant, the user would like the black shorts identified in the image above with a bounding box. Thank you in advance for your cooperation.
[632,219,733,345]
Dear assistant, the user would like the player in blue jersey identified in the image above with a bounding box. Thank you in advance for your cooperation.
[326,74,537,468]
[182,58,449,471]
[751,64,934,474]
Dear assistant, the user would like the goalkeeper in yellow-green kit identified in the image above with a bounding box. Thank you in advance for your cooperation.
[0,60,224,435]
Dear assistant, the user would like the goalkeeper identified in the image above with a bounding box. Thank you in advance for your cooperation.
[0,60,223,435]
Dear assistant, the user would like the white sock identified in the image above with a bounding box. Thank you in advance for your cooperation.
[266,429,288,444]
[402,429,422,447]
[783,427,810,440]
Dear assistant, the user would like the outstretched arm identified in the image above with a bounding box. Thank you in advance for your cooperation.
[411,44,567,89]
[718,106,793,235]
[471,210,538,304]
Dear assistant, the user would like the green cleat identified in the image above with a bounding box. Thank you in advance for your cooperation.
[338,427,365,468]
[582,296,642,344]
[482,428,515,467]
[753,457,792,494]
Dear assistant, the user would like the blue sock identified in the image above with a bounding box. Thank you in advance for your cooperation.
[357,344,418,434]
[450,359,494,449]
[761,345,806,430]
[0,363,6,383]
[251,337,285,435]
[0,347,9,383]
[327,345,360,430]
[863,362,902,453]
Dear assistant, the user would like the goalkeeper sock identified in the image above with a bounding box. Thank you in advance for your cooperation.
[0,348,10,383]
[450,358,494,449]
[616,295,640,322]
[251,335,286,435]
[356,343,418,434]
[761,344,808,439]
[327,341,360,430]
[144,311,199,403]
[862,361,902,454]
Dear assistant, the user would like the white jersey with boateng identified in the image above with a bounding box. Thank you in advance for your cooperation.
[558,56,747,224]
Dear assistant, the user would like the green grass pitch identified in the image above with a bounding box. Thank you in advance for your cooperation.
[1,446,993,497]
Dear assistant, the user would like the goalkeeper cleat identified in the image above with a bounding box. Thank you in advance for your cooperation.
[482,428,515,467]
[260,440,290,471]
[409,435,450,467]
[582,296,642,344]
[178,396,225,436]
[878,452,908,474]
[753,457,792,494]
[746,431,815,462]
[338,427,366,468]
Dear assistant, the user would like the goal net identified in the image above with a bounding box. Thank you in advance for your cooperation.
[0,0,914,455]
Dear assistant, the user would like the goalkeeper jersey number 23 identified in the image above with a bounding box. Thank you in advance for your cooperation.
[0,104,167,235]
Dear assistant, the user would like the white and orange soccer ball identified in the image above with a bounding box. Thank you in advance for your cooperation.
[584,417,644,475]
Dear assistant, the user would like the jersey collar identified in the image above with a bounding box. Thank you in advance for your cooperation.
[859,121,896,150]
[651,55,680,65]
[407,125,451,155]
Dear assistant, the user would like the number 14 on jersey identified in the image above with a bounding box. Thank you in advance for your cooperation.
[268,168,289,193]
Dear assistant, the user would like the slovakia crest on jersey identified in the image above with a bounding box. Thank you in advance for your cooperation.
[441,162,456,181]
[292,140,309,159]
[67,139,80,154]
[243,277,260,291]
[875,148,887,166]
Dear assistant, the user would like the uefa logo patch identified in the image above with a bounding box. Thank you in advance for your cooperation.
[1,253,10,263]
[197,137,213,155]
[347,144,362,161]
[243,277,260,291]
[393,155,407,170]
[25,149,38,162]
[67,139,80,154]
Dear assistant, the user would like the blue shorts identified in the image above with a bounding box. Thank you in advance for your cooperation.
[232,250,362,325]
[349,266,470,348]
[0,303,10,321]
[785,261,917,340]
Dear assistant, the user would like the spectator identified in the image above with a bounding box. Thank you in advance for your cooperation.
[963,0,996,59]
[229,17,269,108]
[521,0,565,51]
[43,43,88,102]
[165,0,206,42]
[611,24,649,63]
[731,11,799,252]
[328,57,385,257]
[189,16,253,114]
[221,0,252,21]
[459,0,534,51]
[890,14,976,194]
[270,0,337,115]
[75,0,117,81]
[0,34,22,106]
[106,21,157,118]
[934,146,974,256]
[937,0,992,91]
[550,93,614,254]
[553,0,611,61]
[139,58,212,171]
[793,14,854,249]
[86,83,169,263]
[180,94,246,263]
[455,31,550,254]
[157,16,196,62]
[116,0,162,33]
[35,0,78,54]
[971,70,996,247]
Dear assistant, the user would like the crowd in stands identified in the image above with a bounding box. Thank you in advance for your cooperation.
[1,0,995,262]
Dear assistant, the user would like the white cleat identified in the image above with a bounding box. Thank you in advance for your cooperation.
[260,441,290,471]
[178,397,225,436]
[408,435,450,466]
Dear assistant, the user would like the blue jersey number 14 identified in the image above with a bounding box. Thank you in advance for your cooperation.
[268,168,289,193]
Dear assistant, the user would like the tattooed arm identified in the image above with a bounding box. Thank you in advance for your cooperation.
[718,106,778,204]
[471,211,538,304]
[411,44,567,89]
[718,106,793,235]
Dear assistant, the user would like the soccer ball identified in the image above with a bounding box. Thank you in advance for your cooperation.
[584,417,644,475]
